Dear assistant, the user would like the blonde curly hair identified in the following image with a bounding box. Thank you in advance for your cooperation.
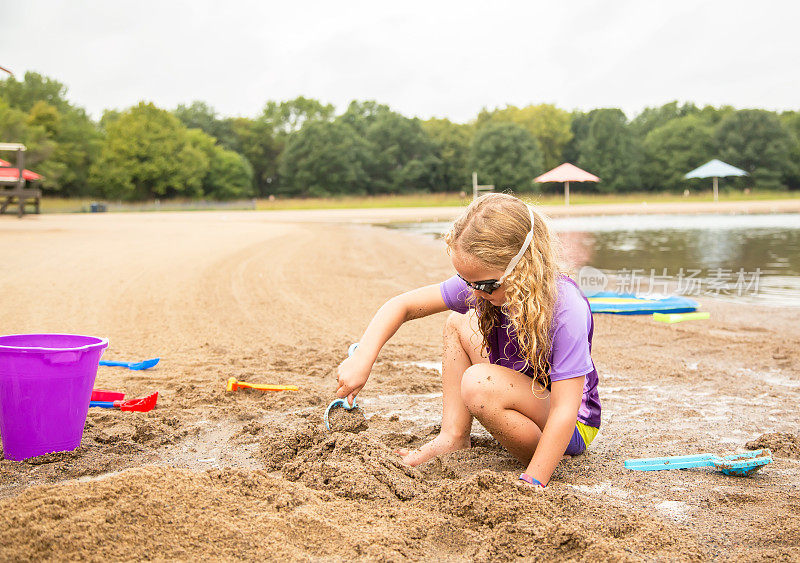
[444,193,563,390]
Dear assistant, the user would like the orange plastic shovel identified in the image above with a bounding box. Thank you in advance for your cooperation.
[226,377,299,392]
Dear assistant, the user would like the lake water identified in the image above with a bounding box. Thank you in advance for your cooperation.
[386,213,800,307]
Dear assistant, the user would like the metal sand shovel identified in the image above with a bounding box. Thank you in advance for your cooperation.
[625,448,772,476]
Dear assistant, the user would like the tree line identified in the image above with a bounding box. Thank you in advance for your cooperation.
[1,72,798,201]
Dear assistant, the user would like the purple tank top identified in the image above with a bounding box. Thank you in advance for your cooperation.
[440,274,601,428]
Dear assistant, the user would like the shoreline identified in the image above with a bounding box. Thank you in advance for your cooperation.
[17,197,800,225]
[234,197,800,224]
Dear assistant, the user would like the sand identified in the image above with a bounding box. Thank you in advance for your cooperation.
[1,204,799,561]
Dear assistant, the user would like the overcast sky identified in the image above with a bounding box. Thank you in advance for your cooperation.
[2,0,798,122]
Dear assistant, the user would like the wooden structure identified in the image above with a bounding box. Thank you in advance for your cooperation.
[0,143,41,217]
[472,172,494,200]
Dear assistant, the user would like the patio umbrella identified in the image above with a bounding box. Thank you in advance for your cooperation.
[684,159,747,202]
[534,162,600,206]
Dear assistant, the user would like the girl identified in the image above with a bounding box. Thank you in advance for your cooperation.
[336,193,600,488]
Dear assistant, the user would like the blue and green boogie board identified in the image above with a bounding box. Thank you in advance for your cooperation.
[587,292,699,315]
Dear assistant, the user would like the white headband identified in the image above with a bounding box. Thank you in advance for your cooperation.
[499,206,534,282]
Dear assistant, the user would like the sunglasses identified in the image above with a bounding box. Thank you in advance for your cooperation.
[457,273,503,294]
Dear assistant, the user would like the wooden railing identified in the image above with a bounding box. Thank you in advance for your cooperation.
[0,143,40,217]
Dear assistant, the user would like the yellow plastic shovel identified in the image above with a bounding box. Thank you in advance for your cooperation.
[226,377,299,392]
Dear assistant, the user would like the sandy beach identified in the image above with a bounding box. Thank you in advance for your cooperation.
[1,202,799,560]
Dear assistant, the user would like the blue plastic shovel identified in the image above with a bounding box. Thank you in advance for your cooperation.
[324,396,358,431]
[99,358,160,370]
[624,448,772,476]
[324,343,360,431]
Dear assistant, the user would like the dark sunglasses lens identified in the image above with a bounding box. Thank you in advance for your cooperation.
[476,281,500,293]
[458,274,500,294]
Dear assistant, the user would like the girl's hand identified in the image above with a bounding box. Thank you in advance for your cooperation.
[335,353,372,405]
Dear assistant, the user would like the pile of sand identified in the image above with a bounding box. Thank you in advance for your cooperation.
[746,432,800,459]
[0,461,710,561]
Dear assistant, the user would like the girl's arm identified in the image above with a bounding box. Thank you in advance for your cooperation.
[336,283,449,403]
[523,375,585,486]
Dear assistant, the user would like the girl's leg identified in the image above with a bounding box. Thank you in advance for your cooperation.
[397,311,487,466]
[460,363,551,464]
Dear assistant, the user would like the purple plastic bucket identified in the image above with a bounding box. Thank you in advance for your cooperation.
[0,334,108,461]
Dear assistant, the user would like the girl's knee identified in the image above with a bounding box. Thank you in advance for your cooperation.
[460,364,494,410]
[443,311,466,336]
[444,311,485,364]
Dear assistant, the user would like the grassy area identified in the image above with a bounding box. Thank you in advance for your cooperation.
[39,198,95,213]
[254,193,468,210]
[39,198,256,214]
[38,189,800,214]
[254,190,800,210]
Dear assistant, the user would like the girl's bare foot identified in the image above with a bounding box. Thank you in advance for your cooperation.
[395,433,471,467]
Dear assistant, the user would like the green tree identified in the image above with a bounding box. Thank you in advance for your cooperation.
[562,111,589,167]
[23,102,68,189]
[470,122,543,192]
[715,109,794,190]
[0,72,71,113]
[695,104,736,128]
[0,72,101,195]
[641,114,715,191]
[361,111,440,194]
[45,106,102,196]
[27,101,61,136]
[174,101,219,135]
[475,104,572,171]
[0,99,56,181]
[173,101,239,150]
[278,120,370,197]
[205,149,254,199]
[779,111,800,190]
[90,102,208,200]
[630,101,699,139]
[336,100,392,134]
[231,117,280,196]
[422,118,473,192]
[573,108,640,192]
[261,96,335,135]
[100,109,123,130]
[248,97,335,194]
[185,129,254,199]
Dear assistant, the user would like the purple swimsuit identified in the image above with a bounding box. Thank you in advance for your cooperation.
[440,274,601,452]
